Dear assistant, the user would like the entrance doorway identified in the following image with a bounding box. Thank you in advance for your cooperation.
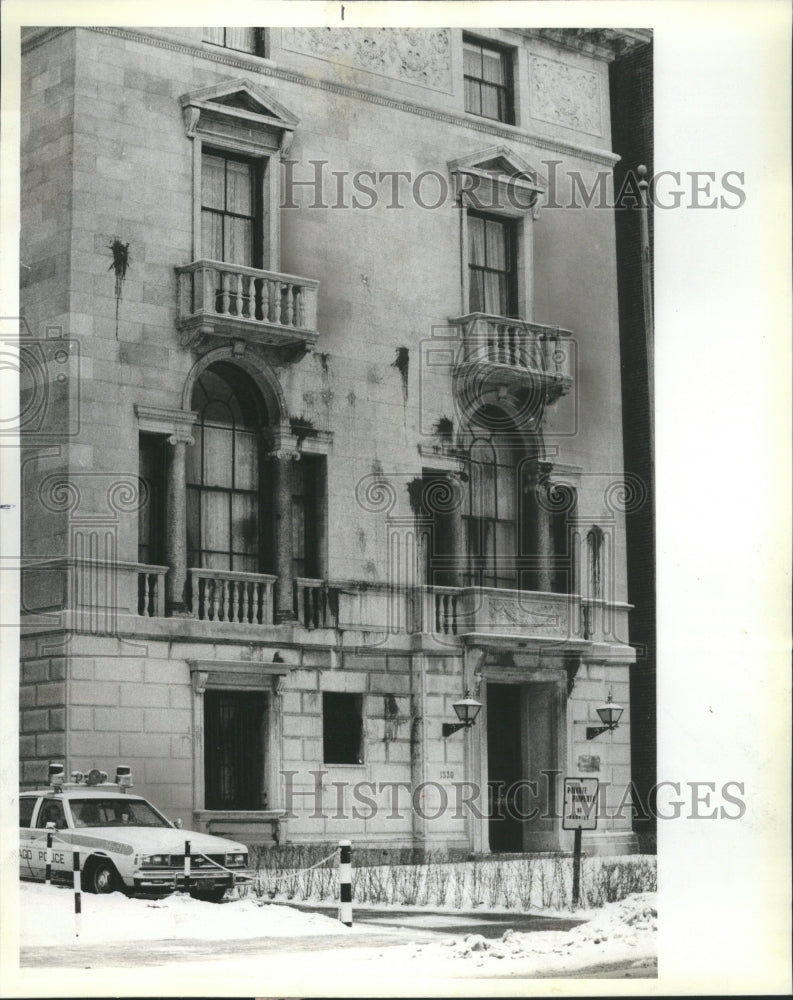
[486,682,525,852]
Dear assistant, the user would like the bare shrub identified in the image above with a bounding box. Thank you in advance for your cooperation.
[514,859,536,910]
[250,845,656,911]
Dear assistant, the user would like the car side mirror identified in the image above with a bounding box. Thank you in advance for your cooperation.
[172,817,182,829]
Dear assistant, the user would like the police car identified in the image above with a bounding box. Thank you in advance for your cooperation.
[19,764,253,903]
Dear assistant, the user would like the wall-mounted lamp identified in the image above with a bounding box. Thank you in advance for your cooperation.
[586,692,623,740]
[442,691,482,737]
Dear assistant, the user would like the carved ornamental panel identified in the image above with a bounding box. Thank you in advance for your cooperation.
[484,594,570,637]
[528,54,602,136]
[282,27,453,93]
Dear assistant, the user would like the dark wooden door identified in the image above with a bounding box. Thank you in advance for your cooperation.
[487,683,525,852]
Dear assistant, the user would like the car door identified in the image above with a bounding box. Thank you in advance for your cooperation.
[29,798,69,880]
[18,795,39,879]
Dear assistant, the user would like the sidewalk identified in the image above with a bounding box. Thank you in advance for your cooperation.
[286,901,586,938]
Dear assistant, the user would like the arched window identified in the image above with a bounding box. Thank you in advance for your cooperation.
[463,406,533,590]
[186,362,266,572]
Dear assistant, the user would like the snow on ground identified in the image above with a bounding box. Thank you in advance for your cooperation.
[404,892,657,977]
[20,880,656,980]
[20,882,359,946]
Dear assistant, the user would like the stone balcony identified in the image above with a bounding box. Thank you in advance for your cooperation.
[21,561,628,650]
[420,585,629,648]
[450,312,574,403]
[175,259,319,351]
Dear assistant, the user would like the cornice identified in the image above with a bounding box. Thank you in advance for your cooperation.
[24,26,620,168]
[517,28,652,62]
[20,27,72,53]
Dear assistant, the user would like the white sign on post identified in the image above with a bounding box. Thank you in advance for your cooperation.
[563,777,599,831]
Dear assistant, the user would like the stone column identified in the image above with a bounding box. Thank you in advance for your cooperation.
[447,472,465,588]
[536,463,554,593]
[272,450,298,623]
[166,431,193,615]
[410,653,428,851]
[463,647,487,854]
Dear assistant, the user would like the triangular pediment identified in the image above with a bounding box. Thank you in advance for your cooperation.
[449,146,547,191]
[477,156,517,176]
[212,90,269,114]
[180,79,300,132]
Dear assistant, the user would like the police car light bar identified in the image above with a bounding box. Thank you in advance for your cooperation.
[115,765,133,790]
[48,762,65,788]
[71,770,84,783]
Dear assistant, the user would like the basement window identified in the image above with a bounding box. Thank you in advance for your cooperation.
[323,693,364,765]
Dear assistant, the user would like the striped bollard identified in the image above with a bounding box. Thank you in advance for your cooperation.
[184,840,191,894]
[338,840,352,927]
[72,851,81,937]
[45,830,53,886]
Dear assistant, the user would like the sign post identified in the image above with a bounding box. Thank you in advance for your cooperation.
[562,777,599,908]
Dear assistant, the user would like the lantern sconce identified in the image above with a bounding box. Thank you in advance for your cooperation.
[442,690,482,737]
[586,692,624,740]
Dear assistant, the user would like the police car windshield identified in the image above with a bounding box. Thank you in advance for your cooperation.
[69,798,171,828]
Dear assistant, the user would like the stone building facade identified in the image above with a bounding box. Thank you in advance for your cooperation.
[20,26,650,855]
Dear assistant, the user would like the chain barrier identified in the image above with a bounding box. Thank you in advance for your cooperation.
[27,833,354,927]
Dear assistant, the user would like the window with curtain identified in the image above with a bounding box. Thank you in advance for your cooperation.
[464,429,520,589]
[468,211,517,316]
[186,363,263,573]
[463,36,514,124]
[201,151,260,267]
[204,27,265,56]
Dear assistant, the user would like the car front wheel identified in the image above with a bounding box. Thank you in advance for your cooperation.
[84,858,120,894]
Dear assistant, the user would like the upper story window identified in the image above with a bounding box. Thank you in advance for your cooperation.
[587,525,604,600]
[291,455,325,580]
[465,426,520,590]
[180,80,299,273]
[463,35,514,124]
[201,151,261,267]
[186,363,264,573]
[468,211,518,317]
[138,433,167,566]
[204,27,265,56]
[461,406,575,594]
[449,147,545,323]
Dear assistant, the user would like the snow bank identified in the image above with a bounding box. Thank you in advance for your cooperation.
[20,882,656,979]
[413,892,657,975]
[20,883,357,946]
